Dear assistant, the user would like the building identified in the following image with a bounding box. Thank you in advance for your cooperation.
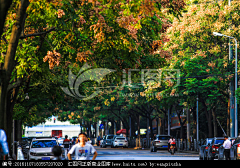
[25,116,81,139]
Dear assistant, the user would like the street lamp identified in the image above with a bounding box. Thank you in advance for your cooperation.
[213,32,238,137]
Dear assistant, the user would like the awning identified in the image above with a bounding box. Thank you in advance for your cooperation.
[116,129,129,134]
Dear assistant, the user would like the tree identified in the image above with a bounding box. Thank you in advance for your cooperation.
[161,0,240,137]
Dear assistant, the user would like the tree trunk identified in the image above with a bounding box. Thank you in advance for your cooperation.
[162,113,166,135]
[136,114,140,147]
[16,120,22,142]
[200,97,213,138]
[130,116,135,137]
[192,107,197,139]
[212,109,217,137]
[207,109,213,138]
[149,117,153,139]
[0,0,13,37]
[0,0,29,141]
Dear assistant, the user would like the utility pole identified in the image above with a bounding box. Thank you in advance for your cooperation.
[229,0,235,137]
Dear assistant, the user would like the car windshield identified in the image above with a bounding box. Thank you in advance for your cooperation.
[207,139,213,145]
[31,140,57,148]
[107,136,114,139]
[116,138,125,140]
[157,136,169,140]
[215,139,224,145]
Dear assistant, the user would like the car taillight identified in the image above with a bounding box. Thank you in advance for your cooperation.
[125,140,128,142]
[212,145,219,152]
[115,141,117,142]
[205,146,209,150]
[237,144,240,153]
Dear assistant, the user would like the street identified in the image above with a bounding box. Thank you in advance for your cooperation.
[87,146,199,160]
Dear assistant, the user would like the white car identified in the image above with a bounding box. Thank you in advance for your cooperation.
[27,138,58,160]
[111,136,128,148]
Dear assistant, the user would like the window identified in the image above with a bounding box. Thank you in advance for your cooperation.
[207,139,213,145]
[157,136,170,140]
[107,136,114,139]
[214,139,224,145]
[31,140,57,148]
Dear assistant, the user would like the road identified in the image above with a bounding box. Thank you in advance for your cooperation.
[87,146,199,160]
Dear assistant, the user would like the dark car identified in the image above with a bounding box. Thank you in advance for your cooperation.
[199,138,213,160]
[207,137,225,160]
[230,137,240,160]
[150,135,170,152]
[102,134,114,148]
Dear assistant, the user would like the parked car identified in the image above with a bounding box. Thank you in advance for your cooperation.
[27,137,57,160]
[150,135,170,152]
[207,137,225,160]
[218,137,237,160]
[230,137,240,160]
[111,136,128,148]
[100,136,105,147]
[102,134,114,148]
[199,138,213,160]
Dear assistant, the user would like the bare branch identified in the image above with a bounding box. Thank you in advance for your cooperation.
[19,27,56,39]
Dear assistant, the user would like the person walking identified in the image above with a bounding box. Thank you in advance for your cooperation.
[0,129,9,160]
[63,135,70,160]
[97,136,101,146]
[67,133,97,160]
[223,136,231,160]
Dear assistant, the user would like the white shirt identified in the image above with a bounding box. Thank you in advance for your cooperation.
[223,139,231,149]
[68,143,96,160]
[168,138,176,144]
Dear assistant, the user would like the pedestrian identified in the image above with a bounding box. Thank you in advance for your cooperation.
[67,133,97,160]
[0,129,9,160]
[223,136,231,160]
[97,136,101,146]
[52,145,65,160]
[63,135,70,160]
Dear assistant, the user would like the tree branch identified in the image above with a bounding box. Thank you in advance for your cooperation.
[7,78,23,92]
[19,27,56,39]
